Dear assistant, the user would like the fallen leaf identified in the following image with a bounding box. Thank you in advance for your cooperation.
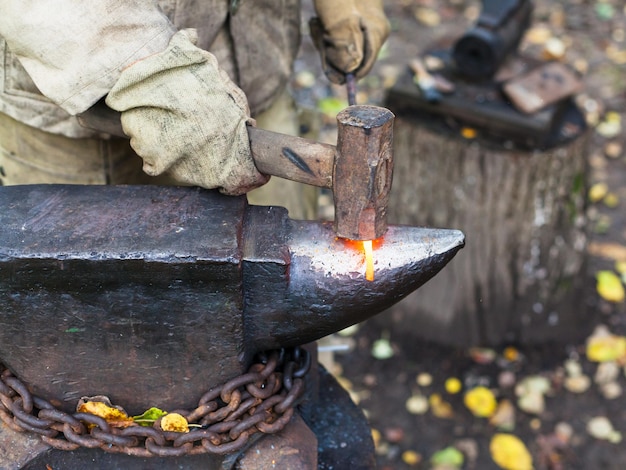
[555,422,574,444]
[464,386,497,418]
[542,37,566,60]
[371,428,382,448]
[524,25,552,44]
[371,338,394,359]
[414,7,440,27]
[430,393,454,419]
[406,394,429,415]
[603,193,620,208]
[503,347,521,362]
[605,141,622,158]
[384,426,404,443]
[469,347,497,364]
[587,333,626,362]
[516,376,551,395]
[596,270,625,303]
[416,372,433,387]
[599,381,622,400]
[564,359,583,377]
[587,416,622,443]
[431,446,464,467]
[445,377,462,394]
[490,433,533,470]
[160,413,189,433]
[461,127,477,139]
[587,242,626,262]
[596,112,621,138]
[517,391,545,415]
[317,97,347,118]
[595,3,615,20]
[564,374,591,393]
[588,182,609,203]
[489,399,516,431]
[402,450,422,466]
[594,361,620,385]
[77,396,134,428]
[133,407,168,426]
[498,371,517,389]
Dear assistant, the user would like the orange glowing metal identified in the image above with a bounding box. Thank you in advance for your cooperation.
[340,237,382,282]
[363,240,374,281]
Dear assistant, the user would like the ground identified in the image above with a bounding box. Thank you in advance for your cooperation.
[292,1,626,468]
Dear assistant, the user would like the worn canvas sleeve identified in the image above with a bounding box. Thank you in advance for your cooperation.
[0,0,176,114]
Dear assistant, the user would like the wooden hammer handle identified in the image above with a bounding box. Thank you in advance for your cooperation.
[247,127,335,189]
[77,102,336,188]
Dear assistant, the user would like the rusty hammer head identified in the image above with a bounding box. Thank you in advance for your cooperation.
[333,105,395,241]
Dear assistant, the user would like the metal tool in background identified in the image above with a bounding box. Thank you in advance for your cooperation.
[386,0,586,150]
[452,0,533,80]
[79,102,394,241]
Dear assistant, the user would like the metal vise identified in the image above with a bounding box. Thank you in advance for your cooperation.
[0,185,464,468]
[452,0,533,80]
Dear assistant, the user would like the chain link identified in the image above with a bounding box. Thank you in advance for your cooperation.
[0,347,309,457]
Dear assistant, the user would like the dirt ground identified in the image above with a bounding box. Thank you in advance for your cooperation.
[292,1,626,468]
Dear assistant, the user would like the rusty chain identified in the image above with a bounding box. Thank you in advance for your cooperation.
[0,347,310,457]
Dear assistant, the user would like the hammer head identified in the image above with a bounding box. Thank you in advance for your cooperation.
[334,105,395,240]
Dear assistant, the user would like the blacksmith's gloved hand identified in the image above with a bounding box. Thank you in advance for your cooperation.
[106,29,268,196]
[310,0,390,84]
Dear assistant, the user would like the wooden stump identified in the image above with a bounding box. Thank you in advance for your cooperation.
[376,117,590,347]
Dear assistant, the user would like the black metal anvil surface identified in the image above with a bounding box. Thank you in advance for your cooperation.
[0,185,464,416]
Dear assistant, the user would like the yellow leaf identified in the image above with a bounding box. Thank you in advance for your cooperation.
[589,183,609,203]
[371,428,381,448]
[464,386,498,418]
[503,346,520,362]
[461,127,477,139]
[160,413,189,433]
[402,450,422,466]
[445,377,462,394]
[490,433,533,470]
[596,270,625,303]
[586,334,626,362]
[77,397,134,428]
[429,393,454,418]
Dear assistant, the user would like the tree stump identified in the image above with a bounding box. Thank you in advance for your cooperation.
[376,112,590,347]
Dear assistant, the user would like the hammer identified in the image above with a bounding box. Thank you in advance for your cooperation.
[78,103,394,241]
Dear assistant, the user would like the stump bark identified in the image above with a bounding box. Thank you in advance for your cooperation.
[377,118,590,347]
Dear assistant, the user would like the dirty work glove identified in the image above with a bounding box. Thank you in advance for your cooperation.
[310,0,390,84]
[106,29,268,196]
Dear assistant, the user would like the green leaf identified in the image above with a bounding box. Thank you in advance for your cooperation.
[317,97,347,118]
[133,407,167,426]
[595,3,615,20]
[431,446,464,467]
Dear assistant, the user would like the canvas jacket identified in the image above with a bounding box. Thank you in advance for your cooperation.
[0,0,301,138]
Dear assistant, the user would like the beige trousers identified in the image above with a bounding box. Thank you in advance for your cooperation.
[0,91,317,219]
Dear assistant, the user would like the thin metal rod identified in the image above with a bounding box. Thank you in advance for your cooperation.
[346,73,357,106]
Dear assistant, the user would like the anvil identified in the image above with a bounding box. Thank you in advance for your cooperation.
[0,185,464,415]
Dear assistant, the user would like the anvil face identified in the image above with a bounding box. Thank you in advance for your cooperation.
[0,185,464,413]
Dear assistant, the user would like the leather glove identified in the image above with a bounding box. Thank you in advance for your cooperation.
[106,29,268,196]
[310,0,390,84]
